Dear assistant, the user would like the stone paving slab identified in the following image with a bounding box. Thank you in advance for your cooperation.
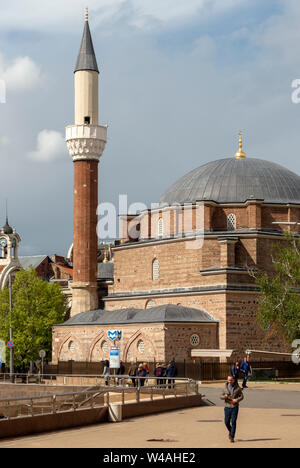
[0,384,299,448]
[0,406,299,448]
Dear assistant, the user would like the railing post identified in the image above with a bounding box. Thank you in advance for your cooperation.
[151,387,153,401]
[6,401,10,420]
[122,389,125,405]
[72,394,76,411]
[52,395,56,414]
[30,399,34,417]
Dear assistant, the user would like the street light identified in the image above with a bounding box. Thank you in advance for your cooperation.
[8,274,14,381]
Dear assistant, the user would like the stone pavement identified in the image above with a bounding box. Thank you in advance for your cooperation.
[0,382,299,448]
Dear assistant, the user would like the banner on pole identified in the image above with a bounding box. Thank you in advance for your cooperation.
[109,347,120,369]
[0,339,6,364]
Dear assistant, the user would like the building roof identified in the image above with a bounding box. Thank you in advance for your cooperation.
[159,158,300,205]
[58,304,218,326]
[19,255,48,270]
[75,20,99,73]
[55,264,73,276]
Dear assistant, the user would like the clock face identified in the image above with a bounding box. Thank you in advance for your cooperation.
[0,238,7,248]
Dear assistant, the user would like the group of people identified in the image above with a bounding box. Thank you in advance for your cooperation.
[231,357,252,389]
[102,360,177,388]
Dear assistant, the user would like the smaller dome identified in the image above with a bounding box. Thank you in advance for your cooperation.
[2,218,13,235]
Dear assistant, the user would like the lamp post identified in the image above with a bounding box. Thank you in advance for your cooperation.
[8,274,14,381]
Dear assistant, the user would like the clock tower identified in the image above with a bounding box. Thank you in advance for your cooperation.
[0,217,21,289]
[66,9,107,317]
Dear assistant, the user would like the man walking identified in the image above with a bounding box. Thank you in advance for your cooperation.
[220,375,244,443]
[241,357,251,389]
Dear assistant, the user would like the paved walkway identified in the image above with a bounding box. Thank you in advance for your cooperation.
[0,382,299,448]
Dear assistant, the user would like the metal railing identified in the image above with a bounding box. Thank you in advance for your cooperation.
[0,372,196,387]
[0,377,198,421]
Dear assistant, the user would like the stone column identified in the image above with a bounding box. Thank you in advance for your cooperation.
[218,237,239,268]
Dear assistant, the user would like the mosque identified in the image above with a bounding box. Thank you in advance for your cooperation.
[51,11,300,366]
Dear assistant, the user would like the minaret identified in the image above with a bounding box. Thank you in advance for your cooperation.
[66,9,107,317]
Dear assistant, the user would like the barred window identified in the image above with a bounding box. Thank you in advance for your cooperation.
[152,258,159,280]
[227,213,236,231]
[190,334,200,347]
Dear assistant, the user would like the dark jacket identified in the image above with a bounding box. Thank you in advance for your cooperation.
[117,364,125,375]
[136,368,147,377]
[231,365,241,379]
[220,382,244,409]
[154,366,163,377]
[241,361,251,376]
[166,364,176,378]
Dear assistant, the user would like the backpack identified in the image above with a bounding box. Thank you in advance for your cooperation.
[155,367,162,377]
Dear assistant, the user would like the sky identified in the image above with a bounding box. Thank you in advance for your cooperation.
[0,0,300,256]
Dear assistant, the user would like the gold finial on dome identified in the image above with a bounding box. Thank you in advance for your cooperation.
[85,7,89,22]
[235,131,246,159]
[103,248,109,264]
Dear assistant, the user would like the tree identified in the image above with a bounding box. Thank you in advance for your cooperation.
[254,232,300,343]
[0,267,68,366]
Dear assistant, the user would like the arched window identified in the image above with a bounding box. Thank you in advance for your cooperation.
[158,218,164,237]
[137,340,145,354]
[152,258,159,280]
[68,341,75,353]
[227,213,236,231]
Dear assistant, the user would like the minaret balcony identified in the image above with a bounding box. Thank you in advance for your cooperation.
[66,124,107,162]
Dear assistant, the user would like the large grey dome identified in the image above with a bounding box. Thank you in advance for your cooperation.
[160,158,300,205]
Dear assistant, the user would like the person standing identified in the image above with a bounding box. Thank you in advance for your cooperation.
[136,363,147,387]
[220,375,244,443]
[231,360,241,385]
[116,361,125,386]
[103,359,110,386]
[241,357,251,389]
[166,360,176,388]
[128,362,138,387]
[143,362,149,386]
[154,363,163,386]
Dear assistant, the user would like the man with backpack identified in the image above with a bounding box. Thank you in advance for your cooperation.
[154,363,163,386]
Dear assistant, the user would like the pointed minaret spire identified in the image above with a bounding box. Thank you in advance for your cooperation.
[75,9,99,73]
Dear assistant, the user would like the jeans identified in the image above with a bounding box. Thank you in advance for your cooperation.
[224,407,239,439]
[242,374,248,388]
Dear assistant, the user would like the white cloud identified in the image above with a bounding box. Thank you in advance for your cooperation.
[0,0,243,32]
[130,0,244,28]
[28,130,66,162]
[0,55,41,92]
